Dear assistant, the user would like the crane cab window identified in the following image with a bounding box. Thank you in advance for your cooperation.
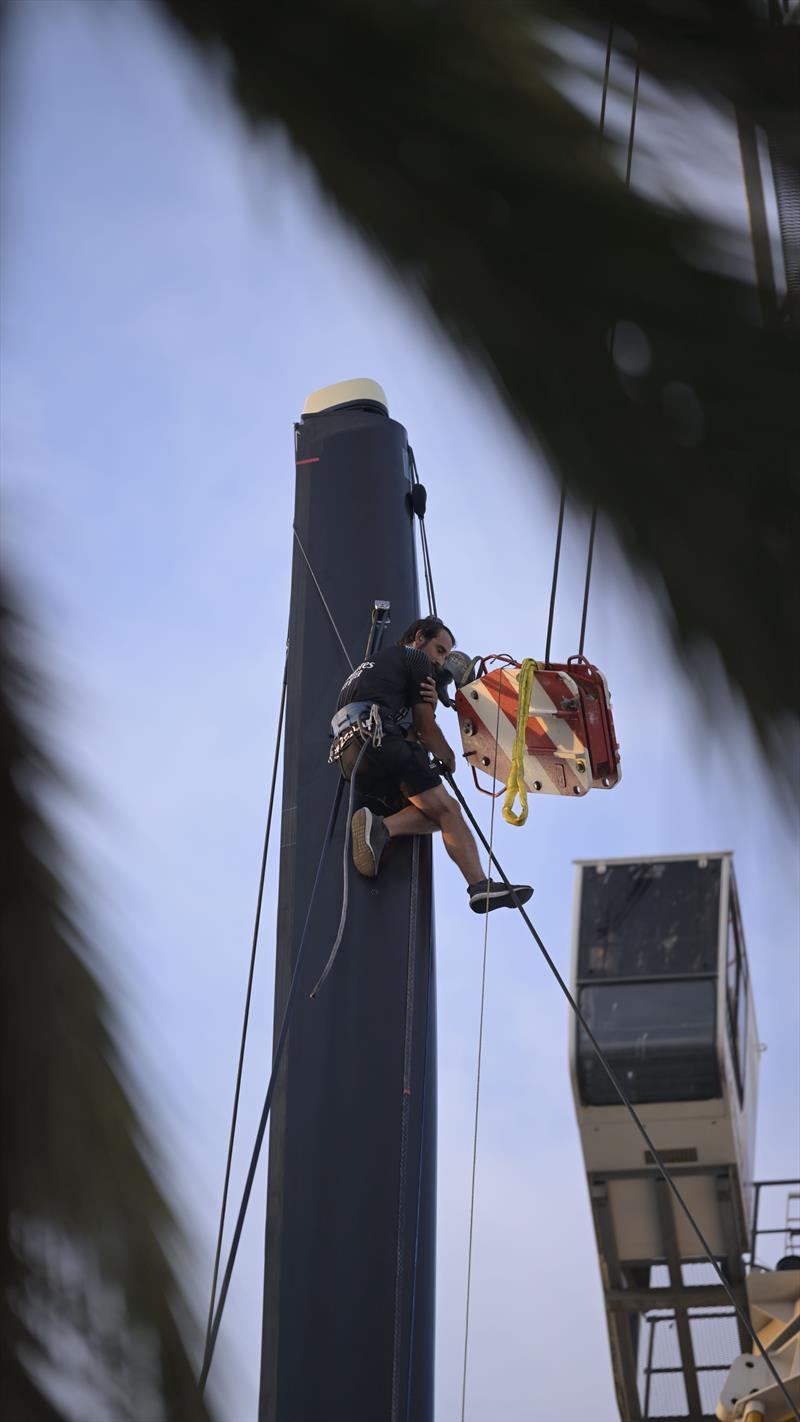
[577,859,721,980]
[576,860,722,1106]
[726,886,749,1102]
[576,979,720,1104]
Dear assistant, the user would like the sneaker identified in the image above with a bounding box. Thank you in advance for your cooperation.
[467,878,533,913]
[351,807,389,878]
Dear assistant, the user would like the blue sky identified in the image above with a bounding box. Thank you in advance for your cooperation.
[2,4,798,1420]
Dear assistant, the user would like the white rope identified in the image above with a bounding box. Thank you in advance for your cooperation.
[460,686,503,1422]
[293,525,353,671]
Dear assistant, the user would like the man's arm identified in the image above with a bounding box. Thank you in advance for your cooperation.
[419,676,438,707]
[411,702,457,772]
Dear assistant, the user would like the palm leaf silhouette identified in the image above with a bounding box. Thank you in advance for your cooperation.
[156,0,800,738]
[1,589,212,1421]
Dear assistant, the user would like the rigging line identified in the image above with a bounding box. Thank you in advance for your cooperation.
[417,513,434,621]
[577,506,597,658]
[625,55,641,190]
[199,776,346,1393]
[404,917,434,1422]
[543,484,566,667]
[421,531,437,618]
[578,33,613,656]
[407,445,427,612]
[390,834,421,1422]
[460,688,503,1422]
[420,520,438,618]
[599,23,614,141]
[441,770,800,1422]
[202,643,289,1364]
[292,525,353,671]
[408,445,437,618]
[579,47,639,655]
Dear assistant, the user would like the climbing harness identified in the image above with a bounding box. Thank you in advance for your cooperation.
[329,699,384,764]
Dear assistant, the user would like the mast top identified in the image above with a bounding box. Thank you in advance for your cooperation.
[303,378,388,416]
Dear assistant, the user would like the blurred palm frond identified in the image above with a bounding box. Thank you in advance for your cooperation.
[1,589,212,1421]
[156,0,800,741]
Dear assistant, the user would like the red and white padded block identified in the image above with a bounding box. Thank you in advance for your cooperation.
[454,661,619,797]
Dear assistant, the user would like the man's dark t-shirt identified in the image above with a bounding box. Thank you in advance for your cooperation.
[334,644,442,800]
[336,645,431,729]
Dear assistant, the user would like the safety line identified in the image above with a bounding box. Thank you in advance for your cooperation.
[293,526,353,671]
[442,770,800,1422]
[543,485,566,666]
[199,777,346,1392]
[460,689,503,1422]
[202,643,289,1365]
[391,834,421,1422]
[404,919,434,1422]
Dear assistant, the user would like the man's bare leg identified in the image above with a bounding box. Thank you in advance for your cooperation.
[352,786,533,911]
[405,785,484,885]
[384,804,437,837]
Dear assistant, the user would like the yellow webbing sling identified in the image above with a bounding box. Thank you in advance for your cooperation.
[502,658,538,827]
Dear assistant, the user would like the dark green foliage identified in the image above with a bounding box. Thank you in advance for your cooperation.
[156,0,800,741]
[0,592,212,1421]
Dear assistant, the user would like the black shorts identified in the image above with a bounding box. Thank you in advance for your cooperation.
[340,730,442,804]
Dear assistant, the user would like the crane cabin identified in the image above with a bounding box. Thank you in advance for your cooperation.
[569,853,762,1420]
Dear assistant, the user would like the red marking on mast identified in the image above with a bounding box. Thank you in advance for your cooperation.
[296,457,320,465]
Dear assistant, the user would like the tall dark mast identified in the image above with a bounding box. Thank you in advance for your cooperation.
[259,380,437,1422]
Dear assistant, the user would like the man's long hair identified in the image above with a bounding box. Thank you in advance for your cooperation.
[397,616,455,647]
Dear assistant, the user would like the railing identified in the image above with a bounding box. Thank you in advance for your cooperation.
[641,1309,735,1420]
[749,1177,800,1266]
[638,1180,800,1418]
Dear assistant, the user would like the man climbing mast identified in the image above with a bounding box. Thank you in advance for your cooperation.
[331,616,533,913]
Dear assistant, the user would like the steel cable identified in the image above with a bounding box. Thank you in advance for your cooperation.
[202,643,289,1367]
[408,446,438,617]
[199,777,346,1391]
[390,835,422,1422]
[460,687,503,1422]
[579,37,639,655]
[543,484,566,666]
[404,917,435,1422]
[293,525,353,671]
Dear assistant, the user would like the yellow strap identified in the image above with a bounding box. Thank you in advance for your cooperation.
[502,659,538,827]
